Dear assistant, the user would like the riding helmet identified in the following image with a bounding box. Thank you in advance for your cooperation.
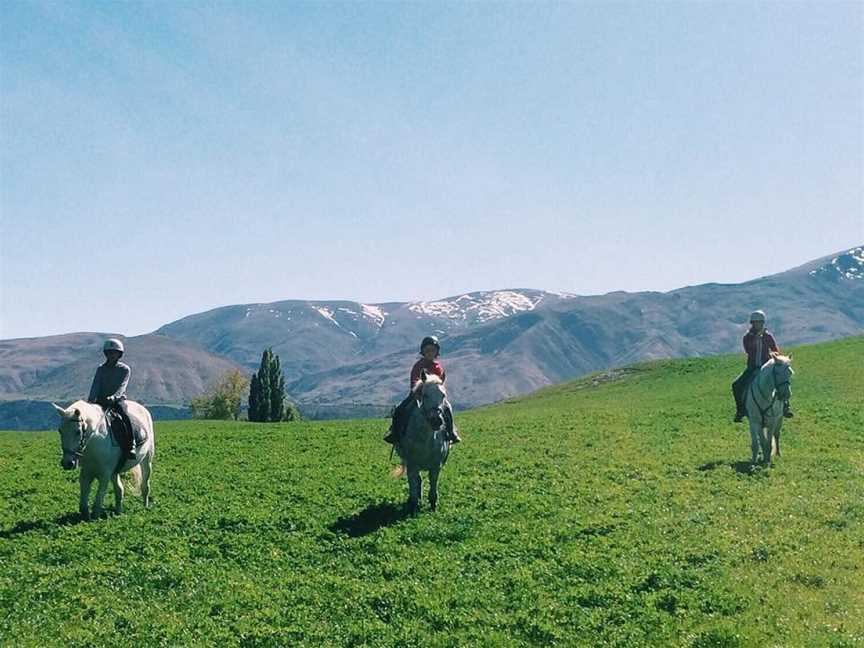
[103,338,125,354]
[749,310,766,323]
[420,335,440,354]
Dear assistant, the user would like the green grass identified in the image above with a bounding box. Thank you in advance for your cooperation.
[1,336,862,647]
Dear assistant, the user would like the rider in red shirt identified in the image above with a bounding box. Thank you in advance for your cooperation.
[384,336,461,444]
[732,310,793,422]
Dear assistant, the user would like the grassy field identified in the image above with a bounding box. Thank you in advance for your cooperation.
[1,336,862,647]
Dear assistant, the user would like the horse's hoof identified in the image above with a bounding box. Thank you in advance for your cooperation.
[80,511,91,522]
[405,500,420,515]
[429,500,437,512]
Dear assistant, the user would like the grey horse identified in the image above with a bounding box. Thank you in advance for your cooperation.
[745,354,794,465]
[395,372,452,513]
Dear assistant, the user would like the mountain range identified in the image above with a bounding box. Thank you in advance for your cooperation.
[1,245,862,429]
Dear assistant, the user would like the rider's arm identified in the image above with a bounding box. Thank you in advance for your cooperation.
[409,361,422,390]
[742,334,753,363]
[87,368,101,403]
[767,333,780,354]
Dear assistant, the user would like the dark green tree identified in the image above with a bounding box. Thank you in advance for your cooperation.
[248,373,260,421]
[258,348,272,422]
[247,347,287,423]
[269,353,285,422]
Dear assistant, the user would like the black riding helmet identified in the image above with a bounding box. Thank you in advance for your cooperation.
[420,335,440,355]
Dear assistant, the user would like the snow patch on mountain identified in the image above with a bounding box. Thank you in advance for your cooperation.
[314,306,341,327]
[407,290,544,323]
[361,304,386,327]
[809,246,864,280]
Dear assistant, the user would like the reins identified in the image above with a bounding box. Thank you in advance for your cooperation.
[748,363,788,426]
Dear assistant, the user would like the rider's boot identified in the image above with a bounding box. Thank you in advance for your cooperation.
[783,401,794,418]
[734,410,746,423]
[446,423,462,444]
[383,427,398,444]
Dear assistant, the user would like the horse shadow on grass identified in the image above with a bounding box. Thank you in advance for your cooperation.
[698,460,764,476]
[329,501,413,538]
[0,512,84,539]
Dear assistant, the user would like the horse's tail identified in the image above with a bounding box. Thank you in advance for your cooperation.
[390,464,406,478]
[124,464,143,496]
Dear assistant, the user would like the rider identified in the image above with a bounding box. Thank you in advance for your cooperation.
[732,310,793,422]
[384,335,462,445]
[88,338,136,459]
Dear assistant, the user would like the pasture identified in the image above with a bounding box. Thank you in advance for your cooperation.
[1,336,862,646]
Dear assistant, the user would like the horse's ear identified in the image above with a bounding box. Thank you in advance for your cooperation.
[73,408,80,418]
[51,403,67,416]
[788,354,793,361]
[421,369,428,382]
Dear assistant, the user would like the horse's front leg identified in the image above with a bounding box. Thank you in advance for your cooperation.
[407,468,421,514]
[112,472,124,514]
[79,472,94,521]
[772,419,782,458]
[141,449,153,508]
[92,473,112,518]
[748,419,761,465]
[760,421,772,465]
[428,467,440,512]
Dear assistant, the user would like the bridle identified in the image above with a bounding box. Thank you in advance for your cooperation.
[418,387,445,430]
[59,417,92,458]
[749,362,790,425]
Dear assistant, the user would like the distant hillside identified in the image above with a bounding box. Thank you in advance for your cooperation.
[154,290,568,375]
[0,246,861,427]
[0,333,243,405]
[288,246,864,408]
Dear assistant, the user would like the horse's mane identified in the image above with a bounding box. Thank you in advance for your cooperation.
[770,353,792,365]
[63,400,105,427]
[412,374,444,394]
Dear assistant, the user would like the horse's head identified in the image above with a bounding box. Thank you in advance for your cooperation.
[417,372,446,430]
[770,353,794,401]
[52,402,88,470]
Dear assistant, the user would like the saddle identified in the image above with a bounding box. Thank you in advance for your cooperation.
[105,406,147,451]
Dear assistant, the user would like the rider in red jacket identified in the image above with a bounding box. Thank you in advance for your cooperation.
[384,336,461,444]
[732,310,793,422]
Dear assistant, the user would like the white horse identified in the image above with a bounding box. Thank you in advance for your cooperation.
[53,400,154,520]
[744,354,794,465]
[395,373,451,513]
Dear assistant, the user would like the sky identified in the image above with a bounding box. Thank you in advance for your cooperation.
[1,1,862,340]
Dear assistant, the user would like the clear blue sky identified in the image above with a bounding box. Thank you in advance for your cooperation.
[1,1,862,339]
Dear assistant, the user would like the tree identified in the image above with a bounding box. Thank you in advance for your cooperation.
[248,373,260,422]
[248,347,287,422]
[189,369,250,420]
[269,353,285,422]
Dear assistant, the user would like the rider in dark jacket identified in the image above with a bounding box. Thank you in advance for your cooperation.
[384,336,461,445]
[88,338,136,459]
[732,310,793,422]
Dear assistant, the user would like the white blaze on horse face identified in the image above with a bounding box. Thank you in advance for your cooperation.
[422,383,445,409]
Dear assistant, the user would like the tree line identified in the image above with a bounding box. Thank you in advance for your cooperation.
[189,348,300,422]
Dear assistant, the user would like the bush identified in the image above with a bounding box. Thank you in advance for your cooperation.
[283,401,302,422]
[189,370,250,420]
